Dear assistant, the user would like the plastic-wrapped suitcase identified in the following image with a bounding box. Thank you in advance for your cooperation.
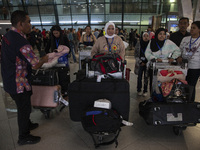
[139,100,200,135]
[31,85,61,107]
[68,78,130,121]
[31,85,61,118]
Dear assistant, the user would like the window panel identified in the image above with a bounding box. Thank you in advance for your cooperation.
[39,5,54,15]
[24,0,38,5]
[72,15,88,25]
[71,4,87,14]
[39,5,55,25]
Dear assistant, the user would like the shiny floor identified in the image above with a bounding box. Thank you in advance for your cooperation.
[0,50,200,150]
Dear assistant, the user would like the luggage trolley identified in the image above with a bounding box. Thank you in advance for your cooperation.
[31,54,70,119]
[139,60,200,135]
[79,45,92,70]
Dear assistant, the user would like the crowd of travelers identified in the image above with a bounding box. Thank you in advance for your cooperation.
[0,9,200,146]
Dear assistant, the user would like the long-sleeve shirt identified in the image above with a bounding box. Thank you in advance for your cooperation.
[145,39,181,61]
[91,35,125,61]
[180,36,200,69]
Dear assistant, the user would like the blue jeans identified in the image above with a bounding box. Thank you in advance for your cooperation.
[70,42,77,62]
[137,65,148,93]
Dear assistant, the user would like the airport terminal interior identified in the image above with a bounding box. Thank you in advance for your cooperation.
[0,0,200,150]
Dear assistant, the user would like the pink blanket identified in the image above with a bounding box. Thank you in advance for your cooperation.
[42,45,69,69]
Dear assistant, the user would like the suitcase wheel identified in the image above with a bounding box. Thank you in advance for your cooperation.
[173,126,187,136]
[40,109,51,119]
[154,120,162,125]
[154,107,160,111]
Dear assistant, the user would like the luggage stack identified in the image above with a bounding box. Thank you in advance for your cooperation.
[31,67,70,119]
[139,62,200,135]
[68,53,131,148]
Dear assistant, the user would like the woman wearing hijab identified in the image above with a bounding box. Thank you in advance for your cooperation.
[91,22,125,61]
[135,32,149,96]
[145,28,181,93]
[145,28,181,63]
[80,25,96,47]
[180,21,200,102]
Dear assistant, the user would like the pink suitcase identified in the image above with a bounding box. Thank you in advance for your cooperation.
[31,85,61,108]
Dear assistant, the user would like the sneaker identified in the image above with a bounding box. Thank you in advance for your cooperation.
[18,135,41,145]
[137,91,143,96]
[0,82,3,88]
[143,92,148,97]
[29,122,39,130]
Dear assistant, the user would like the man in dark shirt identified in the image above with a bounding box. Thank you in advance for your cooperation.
[170,17,190,47]
[1,10,48,145]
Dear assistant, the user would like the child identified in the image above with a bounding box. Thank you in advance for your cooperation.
[135,32,149,96]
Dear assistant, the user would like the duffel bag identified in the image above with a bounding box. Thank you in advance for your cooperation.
[90,53,123,74]
[31,68,59,86]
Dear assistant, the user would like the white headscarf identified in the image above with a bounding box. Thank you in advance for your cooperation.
[105,22,116,39]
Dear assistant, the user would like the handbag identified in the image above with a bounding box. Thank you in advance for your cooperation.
[160,79,192,103]
[134,58,140,75]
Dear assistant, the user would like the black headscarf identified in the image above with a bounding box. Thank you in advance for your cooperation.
[140,32,149,51]
[150,28,166,52]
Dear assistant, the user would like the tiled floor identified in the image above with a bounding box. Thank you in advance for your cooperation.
[0,50,200,150]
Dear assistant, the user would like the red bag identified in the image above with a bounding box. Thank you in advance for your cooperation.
[160,70,183,77]
[125,68,131,81]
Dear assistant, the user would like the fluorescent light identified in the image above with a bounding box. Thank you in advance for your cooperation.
[59,21,76,24]
[109,21,140,23]
[0,23,11,25]
[170,0,175,2]
[31,21,52,24]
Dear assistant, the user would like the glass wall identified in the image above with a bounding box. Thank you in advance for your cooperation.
[0,0,179,33]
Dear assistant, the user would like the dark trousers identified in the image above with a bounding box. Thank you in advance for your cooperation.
[186,69,200,102]
[10,90,32,139]
[137,65,148,93]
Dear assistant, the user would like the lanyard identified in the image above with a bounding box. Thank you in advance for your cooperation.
[106,37,114,52]
[189,36,200,50]
[55,39,60,49]
[141,48,146,55]
[156,40,165,52]
[87,35,90,42]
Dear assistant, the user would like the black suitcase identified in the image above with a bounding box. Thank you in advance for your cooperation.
[56,67,70,95]
[31,68,59,86]
[68,78,130,121]
[139,100,200,126]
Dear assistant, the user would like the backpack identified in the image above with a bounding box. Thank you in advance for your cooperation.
[81,107,122,148]
[90,53,123,74]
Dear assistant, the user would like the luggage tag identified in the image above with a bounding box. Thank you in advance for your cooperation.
[159,55,165,59]
[186,51,193,56]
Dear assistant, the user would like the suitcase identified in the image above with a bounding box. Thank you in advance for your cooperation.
[68,78,130,121]
[31,85,61,108]
[31,68,59,86]
[139,100,200,126]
